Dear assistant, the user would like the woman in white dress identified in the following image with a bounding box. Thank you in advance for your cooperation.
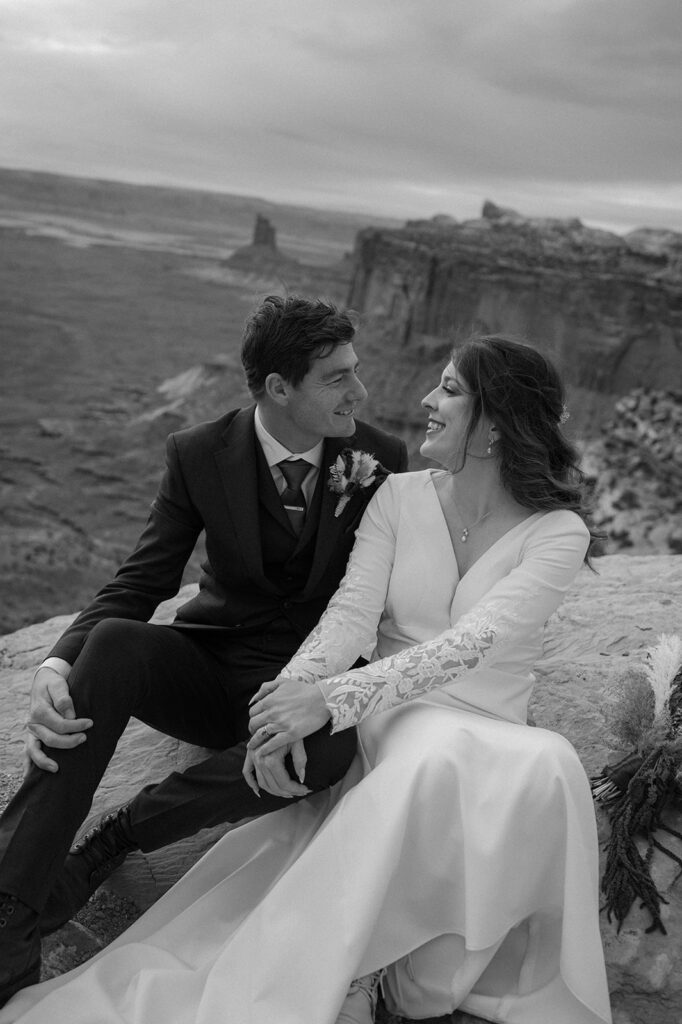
[0,336,612,1024]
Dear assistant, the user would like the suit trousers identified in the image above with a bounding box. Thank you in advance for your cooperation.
[0,618,357,911]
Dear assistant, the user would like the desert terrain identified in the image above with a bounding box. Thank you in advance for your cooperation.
[2,168,680,636]
[0,168,397,633]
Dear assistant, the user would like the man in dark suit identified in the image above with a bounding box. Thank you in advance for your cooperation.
[0,295,408,1006]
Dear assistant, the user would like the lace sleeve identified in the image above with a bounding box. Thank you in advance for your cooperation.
[279,479,398,684]
[316,512,590,731]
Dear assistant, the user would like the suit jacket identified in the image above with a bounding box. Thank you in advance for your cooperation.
[50,407,408,665]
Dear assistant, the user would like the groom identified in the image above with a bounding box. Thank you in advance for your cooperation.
[0,294,408,1006]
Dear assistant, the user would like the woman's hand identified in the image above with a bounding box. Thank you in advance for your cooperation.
[248,677,331,755]
[242,741,311,799]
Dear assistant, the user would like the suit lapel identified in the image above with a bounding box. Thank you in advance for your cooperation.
[213,406,275,590]
[213,418,373,598]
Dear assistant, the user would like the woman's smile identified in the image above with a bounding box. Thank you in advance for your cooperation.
[425,418,445,435]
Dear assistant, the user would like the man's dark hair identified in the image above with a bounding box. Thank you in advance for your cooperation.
[241,295,356,396]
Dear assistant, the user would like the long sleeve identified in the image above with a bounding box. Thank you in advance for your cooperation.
[283,481,590,732]
[49,433,202,664]
[280,481,398,683]
[320,513,589,731]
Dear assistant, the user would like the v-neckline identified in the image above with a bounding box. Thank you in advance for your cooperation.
[426,470,542,582]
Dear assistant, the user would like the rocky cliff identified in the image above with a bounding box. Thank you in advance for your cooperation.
[348,201,682,437]
[4,196,680,638]
[222,212,352,300]
[585,388,682,555]
[2,555,681,1023]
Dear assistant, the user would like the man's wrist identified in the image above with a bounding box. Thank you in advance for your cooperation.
[36,657,72,681]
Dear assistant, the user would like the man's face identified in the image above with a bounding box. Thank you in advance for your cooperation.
[278,343,368,450]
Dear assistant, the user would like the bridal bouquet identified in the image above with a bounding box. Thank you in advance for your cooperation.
[591,634,682,934]
[327,448,384,517]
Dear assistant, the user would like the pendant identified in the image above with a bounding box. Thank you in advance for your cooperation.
[460,528,469,543]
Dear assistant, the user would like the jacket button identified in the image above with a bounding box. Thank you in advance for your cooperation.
[283,600,292,610]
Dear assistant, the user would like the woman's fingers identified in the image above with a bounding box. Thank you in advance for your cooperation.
[249,715,279,742]
[248,695,275,725]
[291,739,307,784]
[241,750,260,796]
[254,750,310,799]
[248,679,281,708]
[247,731,291,756]
[247,719,289,749]
[248,708,267,732]
[249,707,284,737]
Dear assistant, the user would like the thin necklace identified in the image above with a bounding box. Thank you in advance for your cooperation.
[451,496,494,543]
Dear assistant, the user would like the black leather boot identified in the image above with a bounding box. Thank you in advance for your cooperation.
[40,805,138,937]
[0,893,41,1009]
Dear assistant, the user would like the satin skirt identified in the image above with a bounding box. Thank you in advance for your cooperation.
[0,701,611,1024]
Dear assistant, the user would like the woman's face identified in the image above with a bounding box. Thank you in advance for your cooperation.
[419,361,490,470]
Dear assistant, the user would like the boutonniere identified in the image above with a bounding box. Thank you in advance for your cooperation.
[327,448,383,517]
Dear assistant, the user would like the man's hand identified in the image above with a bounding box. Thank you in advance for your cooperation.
[242,740,311,799]
[25,666,93,773]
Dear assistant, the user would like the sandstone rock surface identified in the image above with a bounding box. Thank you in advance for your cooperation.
[350,202,682,441]
[2,557,682,1023]
[223,212,352,300]
[533,555,682,1024]
[226,210,301,274]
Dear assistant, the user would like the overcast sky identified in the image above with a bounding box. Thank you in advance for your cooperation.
[1,0,680,232]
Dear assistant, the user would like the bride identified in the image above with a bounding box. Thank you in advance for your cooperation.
[0,336,612,1024]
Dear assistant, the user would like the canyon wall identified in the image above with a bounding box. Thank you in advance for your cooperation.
[4,189,681,634]
[349,202,682,438]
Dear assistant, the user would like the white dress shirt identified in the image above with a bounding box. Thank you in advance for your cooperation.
[253,406,323,506]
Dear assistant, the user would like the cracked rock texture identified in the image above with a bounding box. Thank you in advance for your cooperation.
[2,557,682,1022]
[348,202,682,442]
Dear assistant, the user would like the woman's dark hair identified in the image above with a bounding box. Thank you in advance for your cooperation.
[241,295,356,396]
[453,334,600,564]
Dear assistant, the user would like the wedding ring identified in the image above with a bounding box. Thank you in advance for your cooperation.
[260,724,274,737]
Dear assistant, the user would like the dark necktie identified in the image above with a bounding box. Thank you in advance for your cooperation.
[278,459,310,535]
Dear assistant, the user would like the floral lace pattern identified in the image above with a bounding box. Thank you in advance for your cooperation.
[282,528,512,730]
[280,547,389,686]
[317,609,504,731]
[281,472,589,734]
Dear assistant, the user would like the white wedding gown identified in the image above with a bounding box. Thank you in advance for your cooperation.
[1,471,612,1024]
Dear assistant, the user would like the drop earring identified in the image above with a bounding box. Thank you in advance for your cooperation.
[486,432,495,456]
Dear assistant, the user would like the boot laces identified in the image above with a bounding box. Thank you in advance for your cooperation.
[347,969,384,1012]
[0,894,18,928]
[72,806,135,876]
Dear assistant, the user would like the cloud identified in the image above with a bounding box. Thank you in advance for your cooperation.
[0,0,680,229]
[471,0,681,114]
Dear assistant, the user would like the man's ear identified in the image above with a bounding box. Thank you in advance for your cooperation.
[264,372,290,406]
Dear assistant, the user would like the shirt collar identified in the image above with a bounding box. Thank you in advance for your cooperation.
[254,406,324,470]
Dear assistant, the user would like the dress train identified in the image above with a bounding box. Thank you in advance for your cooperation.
[1,703,610,1024]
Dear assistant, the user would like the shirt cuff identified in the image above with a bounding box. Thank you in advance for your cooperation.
[37,657,72,680]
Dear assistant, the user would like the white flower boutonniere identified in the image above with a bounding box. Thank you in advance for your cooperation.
[327,448,381,517]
